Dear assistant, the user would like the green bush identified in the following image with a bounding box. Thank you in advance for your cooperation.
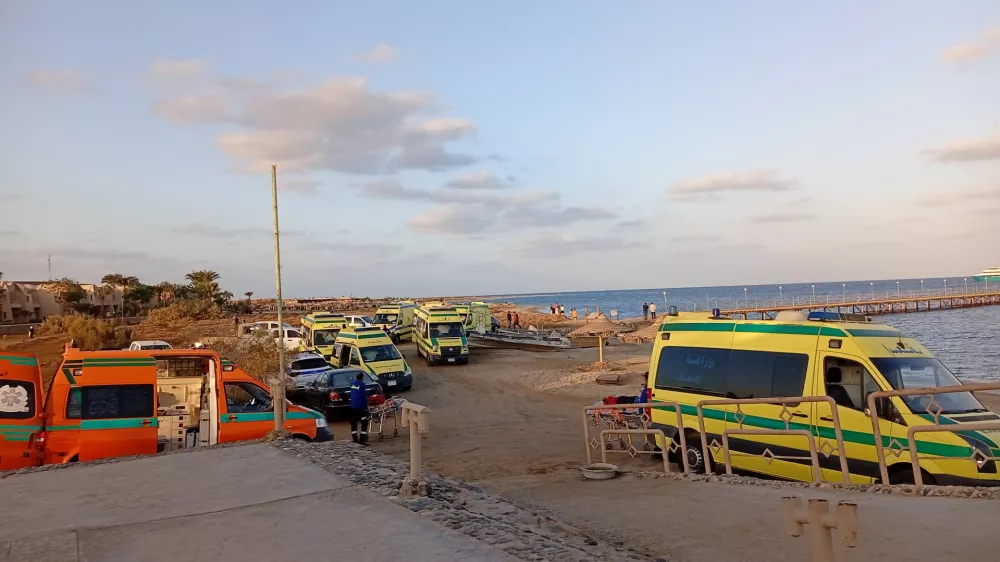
[144,299,222,326]
[37,314,131,351]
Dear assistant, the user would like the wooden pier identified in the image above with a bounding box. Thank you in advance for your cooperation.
[721,291,1000,320]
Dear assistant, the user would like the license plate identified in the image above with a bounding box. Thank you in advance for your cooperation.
[447,358,455,363]
[387,380,397,386]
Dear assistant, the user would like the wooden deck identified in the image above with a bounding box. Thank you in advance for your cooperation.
[721,291,1000,320]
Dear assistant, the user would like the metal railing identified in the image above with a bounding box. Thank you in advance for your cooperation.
[867,382,1000,486]
[583,402,690,473]
[696,396,851,484]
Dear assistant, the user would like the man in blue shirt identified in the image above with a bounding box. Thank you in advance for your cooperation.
[349,372,370,445]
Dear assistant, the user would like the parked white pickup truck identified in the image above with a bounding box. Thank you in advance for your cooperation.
[128,340,172,351]
[269,328,304,352]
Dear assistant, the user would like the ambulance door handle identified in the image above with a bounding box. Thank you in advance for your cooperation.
[791,412,808,419]
[820,416,834,422]
[140,419,152,426]
[226,415,237,422]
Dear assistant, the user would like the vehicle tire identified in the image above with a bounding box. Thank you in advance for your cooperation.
[889,469,935,486]
[681,437,711,474]
[426,352,433,367]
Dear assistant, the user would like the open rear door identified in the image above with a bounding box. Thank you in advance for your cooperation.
[0,353,45,470]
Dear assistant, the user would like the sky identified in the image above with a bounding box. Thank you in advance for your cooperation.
[1,1,998,298]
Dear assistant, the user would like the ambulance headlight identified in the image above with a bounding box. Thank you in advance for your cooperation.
[315,417,328,428]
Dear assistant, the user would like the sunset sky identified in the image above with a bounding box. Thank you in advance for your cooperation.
[2,1,998,297]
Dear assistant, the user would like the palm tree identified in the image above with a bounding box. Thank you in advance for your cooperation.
[245,291,253,301]
[185,270,222,301]
[95,284,111,317]
[155,281,174,305]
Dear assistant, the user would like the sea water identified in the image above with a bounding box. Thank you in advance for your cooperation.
[489,278,999,382]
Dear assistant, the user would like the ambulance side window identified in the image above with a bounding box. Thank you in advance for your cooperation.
[349,347,362,366]
[66,388,82,419]
[77,385,155,419]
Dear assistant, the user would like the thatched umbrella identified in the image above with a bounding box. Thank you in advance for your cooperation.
[568,314,632,363]
[618,322,659,344]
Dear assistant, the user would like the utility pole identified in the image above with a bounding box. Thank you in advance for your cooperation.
[47,254,51,280]
[271,165,287,431]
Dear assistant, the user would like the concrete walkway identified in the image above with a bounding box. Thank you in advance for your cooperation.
[0,445,512,562]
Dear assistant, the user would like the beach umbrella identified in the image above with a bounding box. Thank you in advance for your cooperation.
[568,314,632,363]
[618,322,659,344]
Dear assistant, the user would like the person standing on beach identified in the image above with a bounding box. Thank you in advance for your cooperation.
[642,302,649,320]
[349,372,370,445]
[512,311,521,329]
[649,302,657,320]
[571,308,578,320]
[559,303,565,316]
[506,310,512,328]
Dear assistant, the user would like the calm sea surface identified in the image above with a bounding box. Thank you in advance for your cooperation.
[488,278,999,382]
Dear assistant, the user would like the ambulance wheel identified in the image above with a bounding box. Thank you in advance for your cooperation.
[426,352,434,366]
[678,433,711,474]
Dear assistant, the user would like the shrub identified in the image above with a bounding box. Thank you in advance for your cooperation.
[144,299,222,326]
[206,337,289,385]
[37,314,131,351]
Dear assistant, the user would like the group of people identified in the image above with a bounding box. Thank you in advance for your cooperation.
[549,303,565,316]
[505,310,522,329]
[641,301,658,321]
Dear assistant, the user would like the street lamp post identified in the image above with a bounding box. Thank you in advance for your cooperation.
[744,288,748,307]
[779,286,783,305]
[270,164,287,433]
[920,280,924,295]
[870,282,875,300]
[811,285,816,304]
[842,283,846,302]
[944,279,948,295]
[965,278,968,293]
[896,281,900,298]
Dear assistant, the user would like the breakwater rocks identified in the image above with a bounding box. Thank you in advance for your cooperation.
[274,440,665,562]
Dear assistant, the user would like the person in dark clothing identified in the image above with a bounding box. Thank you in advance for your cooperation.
[642,302,649,321]
[506,310,512,328]
[28,325,35,340]
[511,311,521,330]
[349,372,370,445]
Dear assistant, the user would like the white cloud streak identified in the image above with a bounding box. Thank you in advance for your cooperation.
[670,170,798,200]
[940,28,1000,62]
[923,133,1000,163]
[150,72,484,175]
[444,172,514,190]
[358,44,399,63]
[749,211,818,223]
[21,70,94,93]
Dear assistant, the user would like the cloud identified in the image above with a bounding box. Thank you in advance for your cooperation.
[509,233,645,258]
[151,76,483,174]
[407,204,488,235]
[147,58,209,83]
[444,172,513,190]
[358,44,399,63]
[669,234,720,243]
[917,185,1000,206]
[749,211,818,223]
[0,230,21,237]
[940,28,1000,62]
[923,133,1000,163]
[21,70,94,93]
[670,170,798,200]
[616,219,645,229]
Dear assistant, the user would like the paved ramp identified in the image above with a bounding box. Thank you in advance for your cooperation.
[0,445,511,562]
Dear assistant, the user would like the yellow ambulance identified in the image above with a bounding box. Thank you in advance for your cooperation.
[647,310,1000,486]
[332,326,413,390]
[372,301,416,344]
[413,304,469,365]
[300,313,348,363]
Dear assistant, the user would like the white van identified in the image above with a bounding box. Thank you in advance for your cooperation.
[128,340,172,351]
